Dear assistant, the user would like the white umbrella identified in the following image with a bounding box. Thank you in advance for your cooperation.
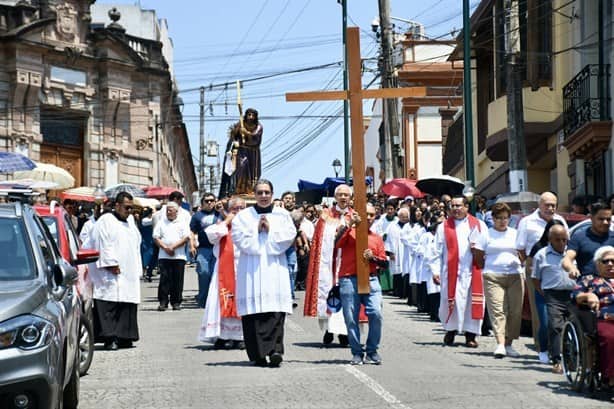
[14,162,75,190]
[0,178,60,190]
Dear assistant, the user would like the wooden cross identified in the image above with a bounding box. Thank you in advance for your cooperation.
[286,27,426,293]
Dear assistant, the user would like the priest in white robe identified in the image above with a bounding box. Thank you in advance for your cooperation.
[231,179,296,367]
[429,196,488,348]
[384,208,410,297]
[86,192,142,350]
[198,197,245,349]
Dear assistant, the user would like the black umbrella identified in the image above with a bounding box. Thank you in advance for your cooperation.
[416,175,465,197]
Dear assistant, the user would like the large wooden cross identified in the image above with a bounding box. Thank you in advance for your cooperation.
[286,27,426,293]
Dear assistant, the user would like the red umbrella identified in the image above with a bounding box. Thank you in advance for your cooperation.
[143,186,182,198]
[381,178,424,198]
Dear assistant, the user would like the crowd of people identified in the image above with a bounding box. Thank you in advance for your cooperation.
[66,182,613,386]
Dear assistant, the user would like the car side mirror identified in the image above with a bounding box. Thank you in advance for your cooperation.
[52,262,79,288]
[75,249,99,265]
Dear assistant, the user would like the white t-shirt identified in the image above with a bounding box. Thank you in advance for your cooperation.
[153,217,189,260]
[484,227,521,275]
[515,209,568,254]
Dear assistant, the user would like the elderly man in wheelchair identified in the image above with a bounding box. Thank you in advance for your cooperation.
[562,245,614,392]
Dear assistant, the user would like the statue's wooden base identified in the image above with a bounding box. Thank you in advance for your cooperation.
[237,193,257,206]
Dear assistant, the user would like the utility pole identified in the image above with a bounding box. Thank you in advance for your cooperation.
[341,0,350,182]
[378,0,401,180]
[155,114,161,186]
[199,86,205,197]
[463,0,475,190]
[504,0,527,192]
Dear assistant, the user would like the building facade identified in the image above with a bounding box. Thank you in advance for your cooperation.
[0,0,196,195]
[445,0,613,206]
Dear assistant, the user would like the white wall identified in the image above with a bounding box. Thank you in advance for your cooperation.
[364,100,382,191]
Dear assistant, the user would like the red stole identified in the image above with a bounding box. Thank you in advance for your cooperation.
[443,215,484,323]
[218,227,238,318]
[303,207,353,317]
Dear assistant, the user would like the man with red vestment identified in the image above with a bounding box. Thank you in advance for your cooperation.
[198,197,246,349]
[303,184,352,345]
[429,196,488,347]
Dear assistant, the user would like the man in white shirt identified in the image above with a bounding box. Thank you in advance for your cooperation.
[153,201,190,311]
[515,191,568,361]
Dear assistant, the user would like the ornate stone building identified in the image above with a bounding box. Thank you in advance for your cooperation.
[0,0,196,195]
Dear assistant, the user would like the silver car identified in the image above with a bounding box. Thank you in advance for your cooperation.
[0,203,82,409]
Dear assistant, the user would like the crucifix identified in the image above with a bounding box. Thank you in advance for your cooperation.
[286,27,426,293]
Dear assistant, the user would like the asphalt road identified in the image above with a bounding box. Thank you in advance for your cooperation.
[80,265,613,409]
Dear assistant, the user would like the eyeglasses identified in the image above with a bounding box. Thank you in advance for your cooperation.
[203,199,215,203]
[600,258,614,265]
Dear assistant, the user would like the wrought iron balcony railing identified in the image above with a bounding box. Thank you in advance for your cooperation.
[563,64,611,138]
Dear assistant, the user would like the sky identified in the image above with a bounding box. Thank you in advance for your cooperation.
[97,0,475,195]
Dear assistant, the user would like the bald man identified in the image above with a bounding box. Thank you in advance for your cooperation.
[515,191,568,362]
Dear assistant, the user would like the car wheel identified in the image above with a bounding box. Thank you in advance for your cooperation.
[63,355,79,409]
[78,317,95,376]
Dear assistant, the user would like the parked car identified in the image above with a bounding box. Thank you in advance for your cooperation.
[34,202,98,376]
[0,200,95,409]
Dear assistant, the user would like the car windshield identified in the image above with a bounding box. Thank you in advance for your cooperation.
[0,218,35,280]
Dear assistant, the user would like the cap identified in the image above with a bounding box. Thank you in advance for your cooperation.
[404,195,414,202]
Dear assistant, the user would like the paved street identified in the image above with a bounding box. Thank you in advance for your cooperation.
[80,266,613,409]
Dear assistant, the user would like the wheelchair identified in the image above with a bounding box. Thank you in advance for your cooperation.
[560,305,604,393]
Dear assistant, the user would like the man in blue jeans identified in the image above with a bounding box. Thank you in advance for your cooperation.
[334,203,388,365]
[190,193,222,308]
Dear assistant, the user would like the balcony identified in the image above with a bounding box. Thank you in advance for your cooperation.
[562,64,612,160]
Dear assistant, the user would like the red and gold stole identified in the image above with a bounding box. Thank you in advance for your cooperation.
[443,215,484,323]
[218,227,238,318]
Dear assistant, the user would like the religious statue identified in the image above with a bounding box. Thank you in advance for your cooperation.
[219,108,263,198]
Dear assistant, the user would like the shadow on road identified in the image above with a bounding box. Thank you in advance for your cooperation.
[292,341,348,349]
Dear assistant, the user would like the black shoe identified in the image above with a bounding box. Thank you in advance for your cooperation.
[254,358,268,367]
[213,339,226,350]
[292,302,298,308]
[157,304,167,312]
[223,340,234,349]
[118,339,133,349]
[322,331,334,345]
[269,352,283,368]
[234,341,246,350]
[443,330,457,346]
[105,339,119,351]
[172,304,181,311]
[338,334,349,347]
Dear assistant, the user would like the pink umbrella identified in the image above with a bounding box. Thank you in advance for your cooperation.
[381,178,424,198]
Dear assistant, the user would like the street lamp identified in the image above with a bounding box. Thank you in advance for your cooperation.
[462,180,476,214]
[93,183,106,203]
[332,159,342,178]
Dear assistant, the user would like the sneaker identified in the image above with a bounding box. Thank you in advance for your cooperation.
[505,345,520,358]
[350,354,363,365]
[365,352,382,365]
[538,351,550,364]
[494,344,506,359]
[269,352,283,368]
[552,363,563,374]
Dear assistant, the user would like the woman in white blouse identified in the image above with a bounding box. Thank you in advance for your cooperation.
[483,202,524,358]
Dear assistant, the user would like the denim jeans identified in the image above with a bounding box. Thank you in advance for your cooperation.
[339,276,383,357]
[196,247,215,308]
[288,264,296,300]
[534,289,549,353]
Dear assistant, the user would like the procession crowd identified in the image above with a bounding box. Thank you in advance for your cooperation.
[73,181,614,388]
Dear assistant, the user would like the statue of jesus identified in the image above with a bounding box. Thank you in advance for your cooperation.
[219,108,263,198]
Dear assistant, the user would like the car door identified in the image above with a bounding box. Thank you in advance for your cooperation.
[31,213,80,370]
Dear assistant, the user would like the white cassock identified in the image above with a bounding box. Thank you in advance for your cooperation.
[419,233,440,294]
[316,213,347,335]
[231,207,296,316]
[399,224,414,278]
[372,216,397,237]
[428,217,488,334]
[406,224,424,283]
[198,222,243,342]
[87,213,142,304]
[384,222,408,276]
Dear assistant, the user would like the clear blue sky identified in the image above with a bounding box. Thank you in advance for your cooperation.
[98,0,473,195]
